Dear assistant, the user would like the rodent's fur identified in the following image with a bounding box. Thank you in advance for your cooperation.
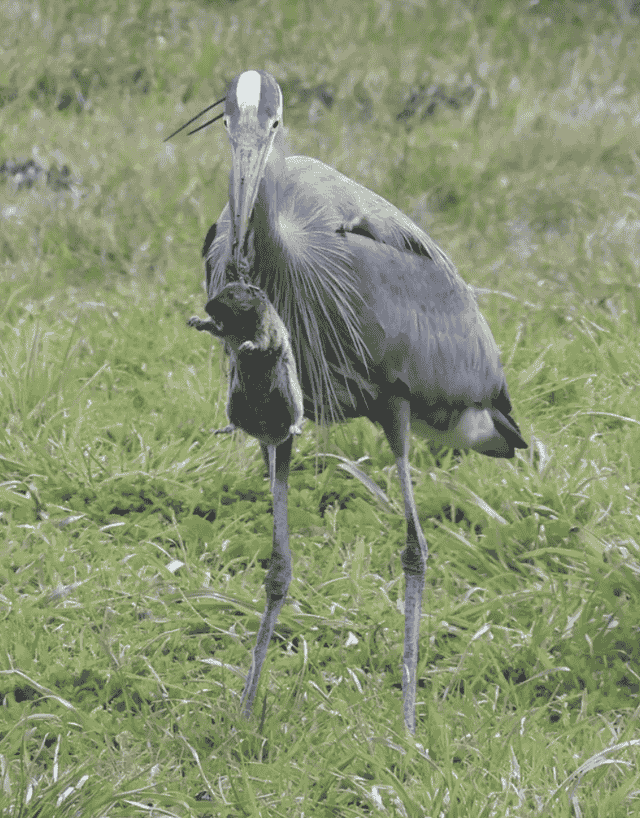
[189,281,304,446]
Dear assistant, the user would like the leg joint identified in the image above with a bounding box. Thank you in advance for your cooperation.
[401,527,427,576]
[264,553,292,599]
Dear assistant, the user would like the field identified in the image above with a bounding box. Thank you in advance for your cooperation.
[1,0,640,815]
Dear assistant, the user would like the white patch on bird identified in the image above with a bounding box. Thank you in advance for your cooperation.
[413,407,498,451]
[456,407,495,445]
[236,71,262,110]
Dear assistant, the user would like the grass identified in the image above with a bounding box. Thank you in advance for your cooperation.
[1,0,640,814]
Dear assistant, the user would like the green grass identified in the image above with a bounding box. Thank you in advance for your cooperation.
[1,0,640,814]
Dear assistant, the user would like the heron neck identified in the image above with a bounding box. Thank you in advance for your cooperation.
[254,137,286,253]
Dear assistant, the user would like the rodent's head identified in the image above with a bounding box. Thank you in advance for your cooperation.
[204,282,271,346]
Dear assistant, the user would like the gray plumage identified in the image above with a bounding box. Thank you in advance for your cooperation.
[171,69,527,732]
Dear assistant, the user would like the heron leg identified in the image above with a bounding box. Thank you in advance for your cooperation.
[381,397,428,733]
[268,443,276,494]
[240,435,293,716]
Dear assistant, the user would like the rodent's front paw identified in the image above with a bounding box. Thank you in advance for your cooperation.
[238,340,258,352]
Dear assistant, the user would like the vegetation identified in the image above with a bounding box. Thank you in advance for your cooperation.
[1,0,639,814]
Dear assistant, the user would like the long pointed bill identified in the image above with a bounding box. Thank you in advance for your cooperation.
[229,132,273,266]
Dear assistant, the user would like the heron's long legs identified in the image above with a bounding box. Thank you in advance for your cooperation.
[240,435,294,716]
[381,397,429,733]
[267,443,276,495]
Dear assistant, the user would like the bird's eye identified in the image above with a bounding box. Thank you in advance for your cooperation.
[271,120,279,129]
[223,118,228,128]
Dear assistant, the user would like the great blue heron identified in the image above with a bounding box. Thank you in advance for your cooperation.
[168,68,527,732]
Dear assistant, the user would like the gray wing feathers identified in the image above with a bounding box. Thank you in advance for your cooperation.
[338,233,506,407]
[286,157,457,276]
[204,205,232,298]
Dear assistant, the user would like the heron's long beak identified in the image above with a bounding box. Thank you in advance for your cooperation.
[229,130,274,266]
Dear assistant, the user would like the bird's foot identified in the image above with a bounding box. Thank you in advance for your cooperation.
[238,340,258,352]
[215,424,236,435]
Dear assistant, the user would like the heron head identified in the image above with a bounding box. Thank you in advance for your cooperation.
[164,69,283,268]
[223,70,283,266]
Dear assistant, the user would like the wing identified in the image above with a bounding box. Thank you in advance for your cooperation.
[340,233,525,451]
[202,206,232,297]
[284,156,457,276]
